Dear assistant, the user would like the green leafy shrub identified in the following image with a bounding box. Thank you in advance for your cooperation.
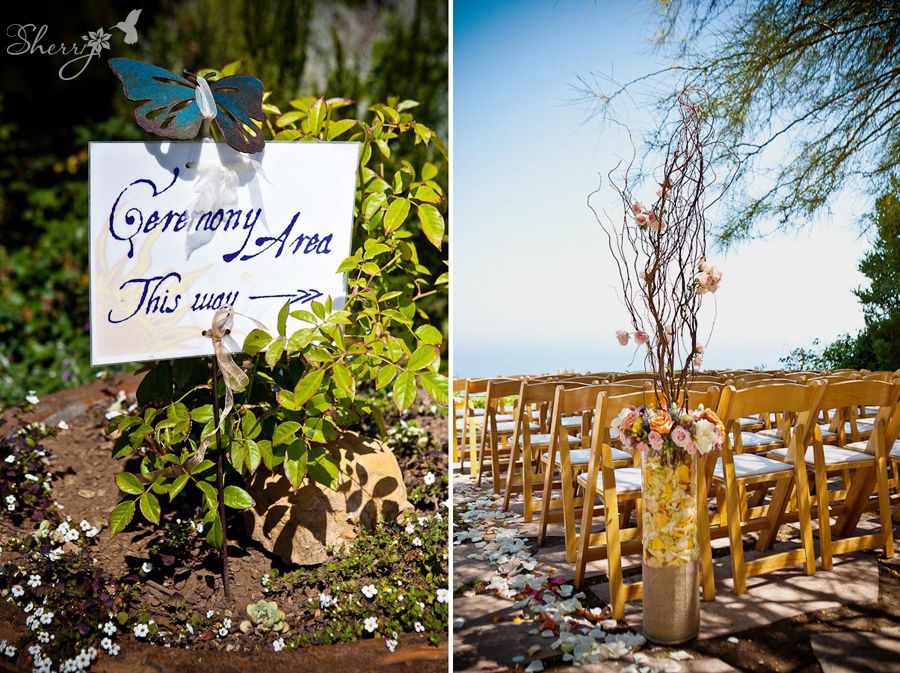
[106,74,448,553]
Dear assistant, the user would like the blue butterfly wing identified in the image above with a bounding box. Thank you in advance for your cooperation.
[109,58,203,140]
[210,75,265,154]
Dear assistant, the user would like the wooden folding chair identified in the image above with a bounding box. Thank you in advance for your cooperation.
[536,384,640,561]
[572,387,721,617]
[766,379,899,569]
[707,381,826,595]
[477,379,535,493]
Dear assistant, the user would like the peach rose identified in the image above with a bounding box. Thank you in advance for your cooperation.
[634,330,650,345]
[615,330,630,346]
[635,213,649,226]
[649,410,673,435]
[631,202,644,215]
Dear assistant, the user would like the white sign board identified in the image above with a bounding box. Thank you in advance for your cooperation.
[89,141,359,365]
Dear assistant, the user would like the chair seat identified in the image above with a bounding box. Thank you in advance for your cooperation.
[494,421,539,434]
[739,416,764,429]
[767,445,874,467]
[845,439,900,459]
[739,432,783,449]
[524,433,555,446]
[758,426,839,441]
[561,416,583,429]
[576,466,642,494]
[455,407,485,418]
[544,447,630,465]
[714,454,794,480]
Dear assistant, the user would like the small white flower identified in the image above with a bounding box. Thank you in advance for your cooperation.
[85,526,99,538]
[4,455,14,464]
[28,644,41,656]
[5,495,15,504]
[10,585,23,598]
[318,593,334,609]
[103,621,117,636]
[405,524,416,534]
[273,637,285,652]
[412,537,423,547]
[57,420,70,431]
[27,574,41,588]
[107,643,121,656]
[64,529,80,543]
[40,611,54,624]
[414,621,425,633]
[363,616,378,633]
[24,602,33,613]
[75,651,90,668]
[361,584,377,599]
[141,562,153,573]
[48,548,63,561]
[101,638,112,651]
[436,588,449,604]
[386,638,398,652]
[424,471,436,486]
[133,623,149,638]
[25,391,40,405]
[37,631,50,643]
[185,623,194,635]
[206,610,215,619]
[79,520,92,532]
[218,626,228,637]
[4,644,15,657]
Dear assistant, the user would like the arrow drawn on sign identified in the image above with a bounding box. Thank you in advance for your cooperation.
[248,288,324,306]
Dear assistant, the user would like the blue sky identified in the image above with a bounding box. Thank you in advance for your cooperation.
[451,0,870,377]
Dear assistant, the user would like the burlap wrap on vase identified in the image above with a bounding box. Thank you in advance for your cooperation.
[641,452,700,644]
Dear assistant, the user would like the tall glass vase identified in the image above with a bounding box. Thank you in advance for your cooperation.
[641,450,700,644]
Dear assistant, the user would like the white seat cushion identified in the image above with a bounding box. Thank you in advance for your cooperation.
[845,439,900,459]
[767,445,874,466]
[561,416,583,429]
[545,447,630,465]
[758,426,839,441]
[455,407,485,417]
[739,416,764,428]
[523,433,554,446]
[739,432,783,449]
[576,466,643,494]
[714,454,793,480]
[494,421,539,434]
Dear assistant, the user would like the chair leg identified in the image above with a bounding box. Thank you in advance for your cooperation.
[536,461,555,547]
[875,453,895,558]
[696,469,716,602]
[814,465,833,571]
[476,429,489,486]
[491,437,503,494]
[502,438,521,513]
[522,446,534,523]
[606,501,625,620]
[468,420,478,478]
[561,467,578,563]
[723,481,747,595]
[794,468,817,576]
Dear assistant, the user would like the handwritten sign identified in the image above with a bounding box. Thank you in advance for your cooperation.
[89,141,359,365]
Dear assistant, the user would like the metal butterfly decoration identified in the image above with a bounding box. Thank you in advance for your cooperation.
[109,58,265,154]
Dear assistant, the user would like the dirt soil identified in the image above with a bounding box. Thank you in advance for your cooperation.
[0,376,448,673]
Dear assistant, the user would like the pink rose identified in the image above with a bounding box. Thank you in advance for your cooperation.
[615,330,630,346]
[648,430,663,451]
[636,441,649,453]
[648,212,663,232]
[631,202,644,215]
[634,331,650,345]
[671,425,691,448]
[698,259,710,272]
[695,344,704,354]
[685,440,698,456]
[693,356,703,368]
[635,213,649,226]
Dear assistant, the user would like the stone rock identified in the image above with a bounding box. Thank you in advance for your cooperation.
[244,431,413,565]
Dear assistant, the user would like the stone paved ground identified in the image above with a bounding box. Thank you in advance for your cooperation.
[452,465,900,673]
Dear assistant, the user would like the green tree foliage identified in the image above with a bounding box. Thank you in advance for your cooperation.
[584,0,900,244]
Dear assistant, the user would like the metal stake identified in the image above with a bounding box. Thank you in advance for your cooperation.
[209,354,231,600]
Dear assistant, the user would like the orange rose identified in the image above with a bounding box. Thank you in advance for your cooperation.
[649,410,673,435]
[701,408,725,433]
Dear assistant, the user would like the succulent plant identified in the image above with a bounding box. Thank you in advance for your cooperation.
[240,599,289,633]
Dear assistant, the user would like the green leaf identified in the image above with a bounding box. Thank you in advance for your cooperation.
[415,324,443,345]
[139,491,161,524]
[308,97,327,135]
[408,344,439,371]
[277,110,304,127]
[273,421,302,447]
[287,328,314,353]
[277,301,290,337]
[197,481,218,510]
[115,472,144,496]
[362,192,388,220]
[246,439,262,473]
[223,485,255,510]
[294,369,325,407]
[190,459,215,475]
[384,197,411,233]
[206,513,223,548]
[422,162,438,181]
[332,362,355,397]
[326,118,357,140]
[419,371,449,405]
[108,500,135,537]
[243,328,272,356]
[191,404,214,423]
[417,203,445,249]
[393,371,417,411]
[284,438,308,490]
[413,185,441,203]
[265,336,285,368]
[307,446,338,488]
[376,364,397,389]
[169,474,189,501]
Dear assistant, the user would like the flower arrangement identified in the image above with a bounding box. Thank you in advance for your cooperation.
[611,404,724,567]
